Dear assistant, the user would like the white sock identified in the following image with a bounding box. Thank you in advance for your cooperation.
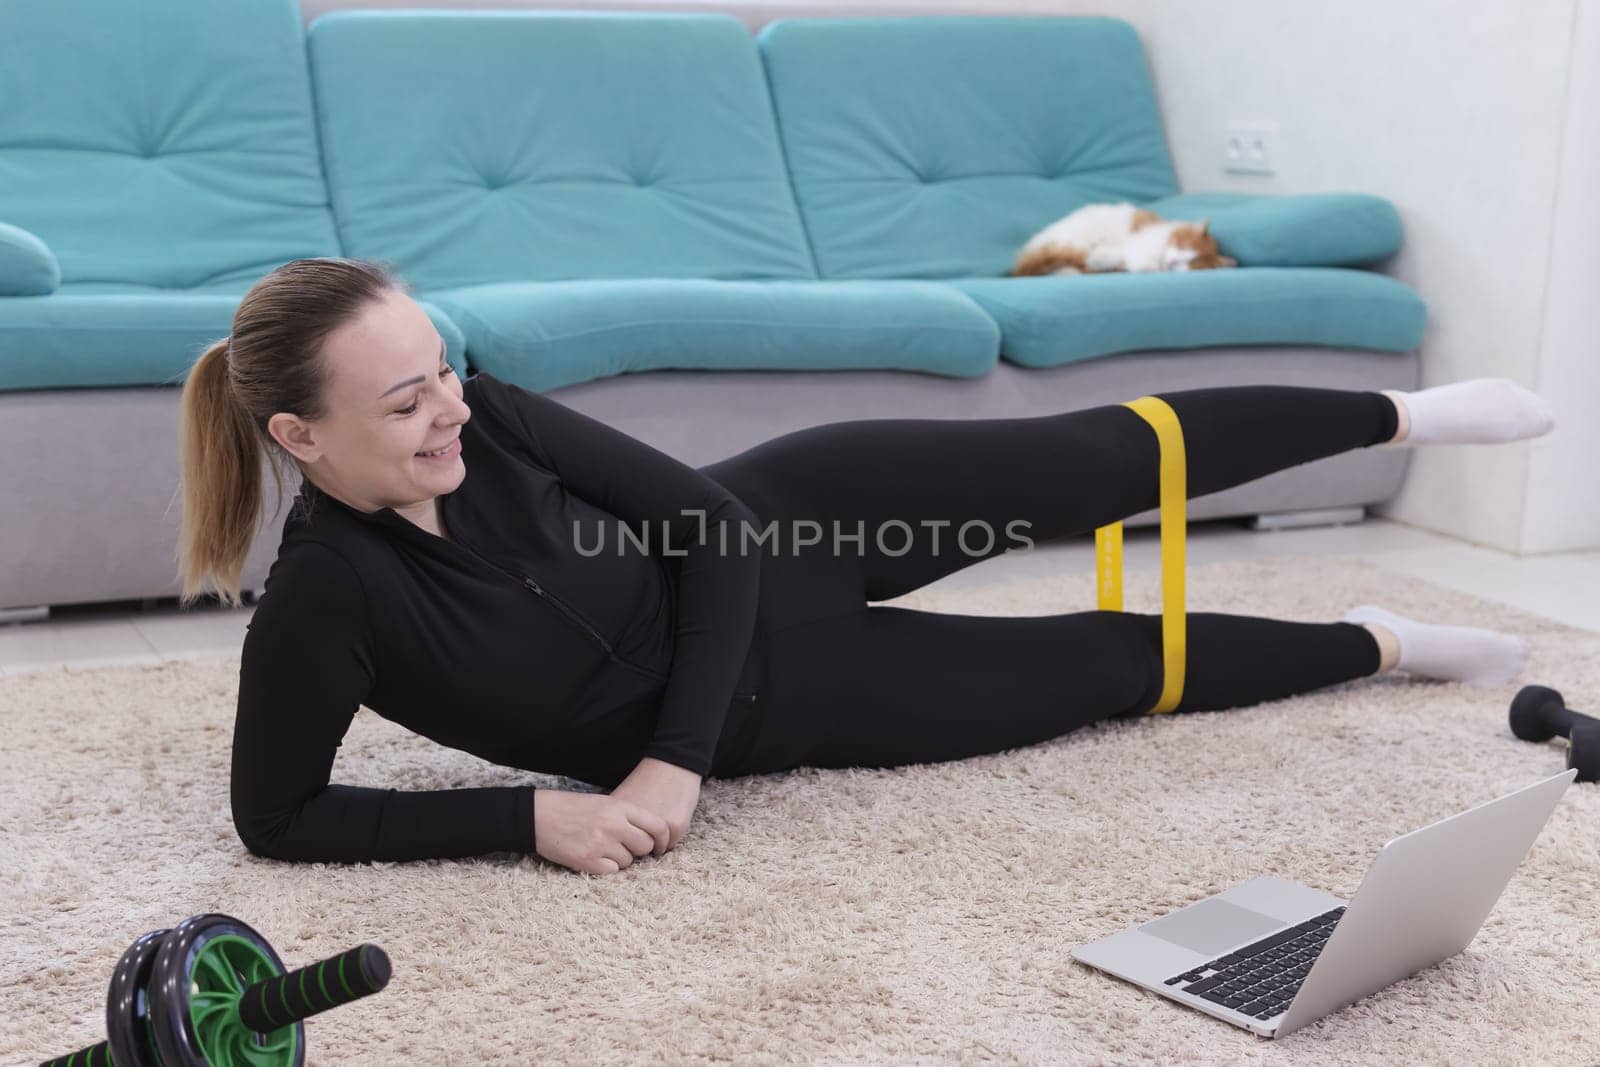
[1342,604,1530,687]
[1376,378,1555,448]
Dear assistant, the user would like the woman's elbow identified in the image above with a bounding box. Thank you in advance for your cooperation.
[232,801,309,861]
[232,808,371,865]
[233,810,285,860]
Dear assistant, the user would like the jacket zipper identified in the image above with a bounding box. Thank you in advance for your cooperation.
[446,520,756,700]
[440,521,661,676]
[522,574,668,682]
[526,574,757,700]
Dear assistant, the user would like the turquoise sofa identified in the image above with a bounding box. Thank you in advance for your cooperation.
[0,0,1422,615]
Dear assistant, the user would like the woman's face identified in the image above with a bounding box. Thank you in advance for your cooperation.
[269,288,471,515]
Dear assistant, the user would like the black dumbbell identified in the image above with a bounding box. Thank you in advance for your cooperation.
[1508,685,1600,783]
[41,913,390,1066]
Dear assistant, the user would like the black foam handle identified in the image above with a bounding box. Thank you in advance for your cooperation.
[237,943,392,1034]
[39,1040,114,1067]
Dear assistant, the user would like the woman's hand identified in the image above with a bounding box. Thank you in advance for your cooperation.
[532,787,672,875]
[610,757,704,855]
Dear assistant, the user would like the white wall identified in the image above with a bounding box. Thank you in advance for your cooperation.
[1039,0,1594,555]
[306,0,1598,554]
[1524,0,1600,553]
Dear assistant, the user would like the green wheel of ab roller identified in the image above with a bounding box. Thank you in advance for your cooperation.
[43,913,390,1066]
[148,914,304,1067]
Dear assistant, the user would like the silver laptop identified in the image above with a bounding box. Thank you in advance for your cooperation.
[1072,768,1577,1038]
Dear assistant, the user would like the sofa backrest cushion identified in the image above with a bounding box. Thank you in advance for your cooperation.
[758,16,1180,280]
[0,0,340,291]
[307,11,817,290]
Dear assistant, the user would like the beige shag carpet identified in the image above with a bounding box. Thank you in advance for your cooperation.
[4,555,1598,1065]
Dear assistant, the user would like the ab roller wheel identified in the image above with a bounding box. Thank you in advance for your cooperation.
[42,914,390,1067]
[1509,684,1600,782]
[105,928,170,1067]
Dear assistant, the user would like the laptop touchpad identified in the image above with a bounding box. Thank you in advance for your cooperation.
[1141,898,1287,956]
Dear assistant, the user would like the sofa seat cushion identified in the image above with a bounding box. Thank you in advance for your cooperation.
[422,279,1001,391]
[309,11,816,291]
[758,16,1179,280]
[952,268,1426,369]
[1142,192,1403,267]
[0,287,466,391]
[0,222,60,296]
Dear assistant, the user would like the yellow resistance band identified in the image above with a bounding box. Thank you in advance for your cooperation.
[1094,396,1186,713]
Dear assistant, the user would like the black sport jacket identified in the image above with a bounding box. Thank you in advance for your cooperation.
[230,371,762,863]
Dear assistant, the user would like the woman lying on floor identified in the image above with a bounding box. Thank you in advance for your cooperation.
[178,257,1556,876]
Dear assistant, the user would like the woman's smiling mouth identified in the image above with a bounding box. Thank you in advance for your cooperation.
[415,437,461,459]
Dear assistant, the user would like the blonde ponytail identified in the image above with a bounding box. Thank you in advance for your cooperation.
[177,338,275,607]
[173,257,404,607]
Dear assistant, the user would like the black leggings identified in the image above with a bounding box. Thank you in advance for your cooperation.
[696,384,1400,778]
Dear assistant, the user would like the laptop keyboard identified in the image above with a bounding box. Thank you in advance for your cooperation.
[1161,906,1345,1021]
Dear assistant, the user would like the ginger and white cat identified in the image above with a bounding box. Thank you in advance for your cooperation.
[1011,202,1237,276]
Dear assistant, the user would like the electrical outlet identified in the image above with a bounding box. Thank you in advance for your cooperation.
[1224,121,1277,175]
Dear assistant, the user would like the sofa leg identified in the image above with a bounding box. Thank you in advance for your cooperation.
[0,604,50,625]
[1246,505,1367,531]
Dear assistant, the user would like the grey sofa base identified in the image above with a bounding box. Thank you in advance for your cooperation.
[0,345,1417,614]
